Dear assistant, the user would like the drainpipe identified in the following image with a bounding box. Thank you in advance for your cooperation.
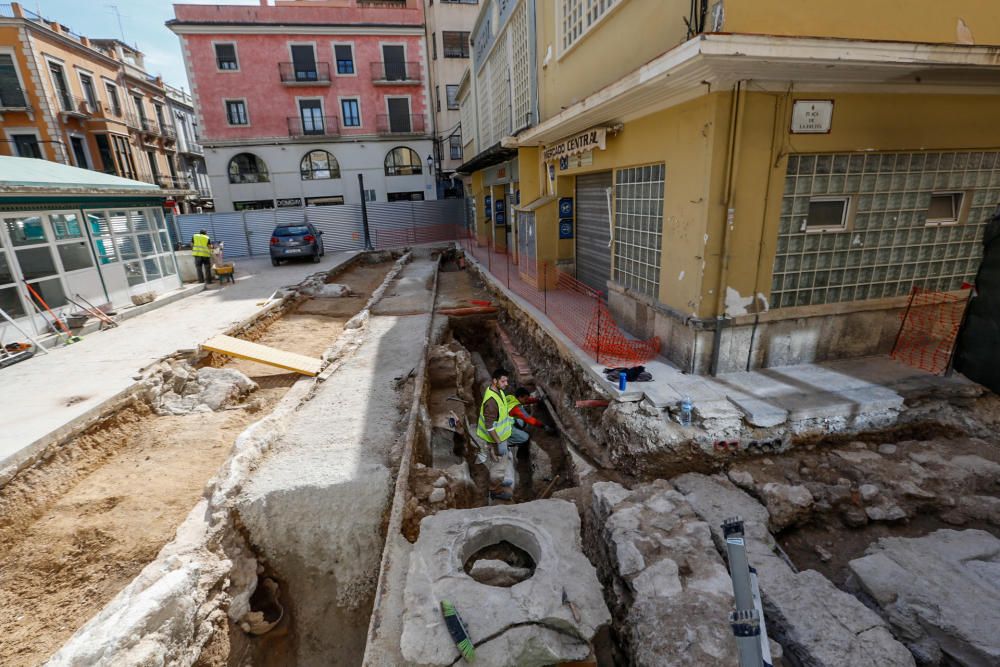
[710,80,746,375]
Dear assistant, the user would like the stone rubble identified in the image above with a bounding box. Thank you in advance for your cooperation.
[144,361,258,415]
[672,473,914,667]
[848,529,1000,666]
[590,480,739,666]
[400,500,610,667]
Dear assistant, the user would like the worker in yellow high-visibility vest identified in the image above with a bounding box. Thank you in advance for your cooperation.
[191,229,214,285]
[476,367,528,500]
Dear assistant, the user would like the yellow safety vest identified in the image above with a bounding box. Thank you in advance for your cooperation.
[192,233,211,258]
[477,386,514,442]
[505,395,522,411]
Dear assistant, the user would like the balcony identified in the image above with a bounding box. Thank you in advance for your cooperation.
[180,141,204,156]
[287,115,340,138]
[376,114,425,135]
[90,100,123,119]
[161,123,177,143]
[158,175,193,191]
[124,112,142,129]
[278,62,332,85]
[371,61,421,85]
[57,94,92,118]
[141,118,161,136]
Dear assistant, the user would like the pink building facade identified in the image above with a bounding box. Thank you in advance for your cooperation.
[169,0,435,211]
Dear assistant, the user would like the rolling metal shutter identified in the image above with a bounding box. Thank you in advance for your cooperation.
[575,171,613,295]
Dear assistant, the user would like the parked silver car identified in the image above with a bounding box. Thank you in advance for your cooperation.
[269,223,325,265]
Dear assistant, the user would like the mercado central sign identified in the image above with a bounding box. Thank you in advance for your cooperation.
[543,127,607,161]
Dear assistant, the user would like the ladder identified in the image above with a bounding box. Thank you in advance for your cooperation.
[723,517,774,667]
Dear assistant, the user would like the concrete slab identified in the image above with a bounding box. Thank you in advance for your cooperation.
[727,396,789,428]
[237,256,436,666]
[0,251,357,483]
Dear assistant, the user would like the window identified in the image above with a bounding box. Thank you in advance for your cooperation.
[104,82,121,116]
[803,197,850,232]
[94,134,115,173]
[225,99,248,125]
[48,61,72,111]
[363,189,376,202]
[0,54,26,108]
[432,32,437,60]
[79,72,97,109]
[341,98,360,127]
[442,31,470,58]
[12,134,41,159]
[146,150,160,180]
[233,199,274,211]
[298,99,324,135]
[228,153,269,184]
[215,43,238,70]
[386,97,412,133]
[561,0,622,51]
[133,95,146,122]
[436,86,441,112]
[381,45,407,81]
[290,44,318,81]
[927,192,964,225]
[449,134,462,160]
[446,84,459,110]
[70,136,89,169]
[387,191,424,202]
[614,164,665,299]
[306,195,345,206]
[111,135,136,178]
[301,150,340,180]
[334,44,354,74]
[384,146,422,176]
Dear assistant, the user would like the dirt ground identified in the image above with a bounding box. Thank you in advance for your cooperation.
[0,259,393,666]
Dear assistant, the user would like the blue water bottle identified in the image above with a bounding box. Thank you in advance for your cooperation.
[618,370,627,392]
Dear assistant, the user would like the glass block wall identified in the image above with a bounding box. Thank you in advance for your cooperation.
[613,163,664,298]
[770,151,998,309]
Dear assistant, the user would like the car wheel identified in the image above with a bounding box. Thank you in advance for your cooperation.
[271,258,280,266]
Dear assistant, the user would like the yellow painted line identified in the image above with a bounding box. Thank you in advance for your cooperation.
[202,334,322,376]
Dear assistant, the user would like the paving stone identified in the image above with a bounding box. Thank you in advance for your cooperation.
[849,529,1000,666]
[727,396,789,427]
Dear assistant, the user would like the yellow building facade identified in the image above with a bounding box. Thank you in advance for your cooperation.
[0,4,191,199]
[459,0,1000,373]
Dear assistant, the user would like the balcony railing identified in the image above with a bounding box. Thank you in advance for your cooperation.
[278,62,332,84]
[124,112,142,129]
[161,124,177,140]
[141,118,161,136]
[90,100,124,120]
[376,114,425,135]
[181,141,204,156]
[57,94,91,117]
[158,175,192,190]
[287,115,340,138]
[371,61,420,84]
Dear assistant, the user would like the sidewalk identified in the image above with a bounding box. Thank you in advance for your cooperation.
[0,251,357,478]
[463,247,983,434]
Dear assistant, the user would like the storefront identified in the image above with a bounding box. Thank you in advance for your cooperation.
[0,158,178,339]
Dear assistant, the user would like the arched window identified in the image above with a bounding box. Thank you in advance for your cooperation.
[384,146,422,176]
[300,150,340,180]
[228,153,269,184]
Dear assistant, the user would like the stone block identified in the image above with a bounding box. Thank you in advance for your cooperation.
[727,395,789,428]
[400,500,609,667]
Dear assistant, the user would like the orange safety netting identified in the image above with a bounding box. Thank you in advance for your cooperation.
[890,286,972,375]
[459,228,660,367]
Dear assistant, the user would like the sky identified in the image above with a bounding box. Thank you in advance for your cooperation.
[27,0,252,90]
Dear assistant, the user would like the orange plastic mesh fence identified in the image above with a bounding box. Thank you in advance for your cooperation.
[890,286,971,375]
[460,230,660,367]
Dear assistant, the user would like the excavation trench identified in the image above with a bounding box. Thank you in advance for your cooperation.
[0,254,397,667]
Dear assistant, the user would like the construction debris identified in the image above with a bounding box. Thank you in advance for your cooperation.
[144,361,258,415]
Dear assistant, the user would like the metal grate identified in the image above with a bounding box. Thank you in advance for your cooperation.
[613,164,664,299]
[510,1,531,129]
[771,151,997,309]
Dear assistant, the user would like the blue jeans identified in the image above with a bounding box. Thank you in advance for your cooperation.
[496,422,529,455]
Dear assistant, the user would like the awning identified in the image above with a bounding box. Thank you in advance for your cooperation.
[456,142,518,175]
[514,195,557,212]
[516,33,1000,147]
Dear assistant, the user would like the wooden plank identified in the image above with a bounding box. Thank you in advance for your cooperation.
[202,334,322,376]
